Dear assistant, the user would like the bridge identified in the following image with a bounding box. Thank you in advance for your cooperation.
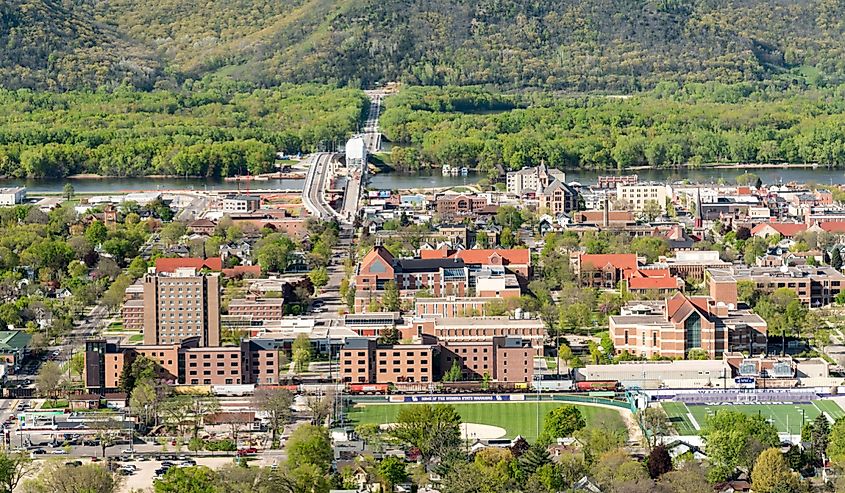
[301,92,384,225]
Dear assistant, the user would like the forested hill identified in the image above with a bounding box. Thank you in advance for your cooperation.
[6,0,845,91]
[0,0,162,90]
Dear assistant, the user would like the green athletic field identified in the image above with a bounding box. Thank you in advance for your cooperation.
[662,400,845,436]
[346,401,628,443]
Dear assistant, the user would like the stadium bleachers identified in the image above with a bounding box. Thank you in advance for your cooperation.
[675,389,819,405]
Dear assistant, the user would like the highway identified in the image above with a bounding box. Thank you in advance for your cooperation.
[301,152,342,221]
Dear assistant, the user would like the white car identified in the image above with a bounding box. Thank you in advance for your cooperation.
[50,450,67,455]
[121,448,134,454]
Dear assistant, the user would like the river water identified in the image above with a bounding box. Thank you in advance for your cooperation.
[5,166,845,194]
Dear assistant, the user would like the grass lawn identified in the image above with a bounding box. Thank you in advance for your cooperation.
[128,334,144,343]
[40,400,69,409]
[346,401,627,443]
[105,322,124,332]
[662,399,845,436]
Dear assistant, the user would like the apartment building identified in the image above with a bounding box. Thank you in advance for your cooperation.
[222,194,261,213]
[228,296,285,321]
[720,265,845,307]
[339,336,534,384]
[506,163,565,196]
[339,339,436,384]
[142,268,221,346]
[616,183,672,212]
[404,316,545,356]
[441,337,534,382]
[83,336,282,392]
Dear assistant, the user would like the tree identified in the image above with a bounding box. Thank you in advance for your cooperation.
[391,404,462,462]
[591,449,648,491]
[292,333,312,373]
[519,445,552,474]
[287,425,333,473]
[120,355,157,393]
[630,236,670,263]
[153,466,217,493]
[686,348,708,360]
[129,380,159,428]
[188,395,220,439]
[382,280,400,312]
[658,462,710,493]
[253,388,294,447]
[703,410,779,482]
[832,248,843,270]
[62,183,75,201]
[640,407,670,449]
[308,267,329,293]
[377,456,409,492]
[160,222,187,247]
[751,448,799,493]
[22,462,118,493]
[85,221,108,246]
[443,361,462,382]
[539,405,586,445]
[640,200,662,222]
[0,452,33,493]
[35,361,63,405]
[646,445,673,479]
[378,325,400,345]
[827,417,845,464]
[68,352,85,380]
[811,415,831,465]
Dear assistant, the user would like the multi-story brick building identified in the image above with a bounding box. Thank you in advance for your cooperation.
[713,265,845,307]
[355,247,470,311]
[572,253,640,289]
[339,335,534,384]
[435,194,491,219]
[228,296,285,321]
[609,287,767,360]
[83,336,284,392]
[142,268,221,347]
[402,316,545,356]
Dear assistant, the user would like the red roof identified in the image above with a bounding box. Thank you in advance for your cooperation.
[628,276,679,290]
[817,222,845,233]
[455,249,530,265]
[222,265,261,278]
[419,248,530,265]
[751,222,807,237]
[579,254,638,272]
[155,257,222,273]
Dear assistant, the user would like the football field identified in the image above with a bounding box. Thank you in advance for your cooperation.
[662,399,845,435]
[346,401,628,443]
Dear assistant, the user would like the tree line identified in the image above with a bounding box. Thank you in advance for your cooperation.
[383,83,845,174]
[0,80,366,178]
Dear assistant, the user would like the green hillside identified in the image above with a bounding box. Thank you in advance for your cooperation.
[0,0,162,90]
[6,0,845,90]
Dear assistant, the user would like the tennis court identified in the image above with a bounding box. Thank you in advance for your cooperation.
[662,399,845,435]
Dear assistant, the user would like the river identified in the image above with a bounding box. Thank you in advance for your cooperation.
[5,166,845,194]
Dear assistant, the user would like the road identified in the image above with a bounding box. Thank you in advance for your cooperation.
[301,152,342,221]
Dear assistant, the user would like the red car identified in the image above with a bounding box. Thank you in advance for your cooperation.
[237,447,257,456]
